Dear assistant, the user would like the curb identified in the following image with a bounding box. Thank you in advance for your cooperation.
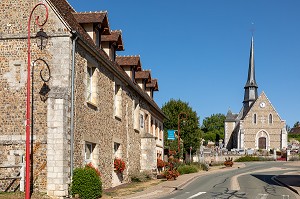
[272,176,299,195]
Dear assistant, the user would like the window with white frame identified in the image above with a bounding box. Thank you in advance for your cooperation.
[114,142,121,158]
[140,113,144,129]
[86,63,97,105]
[114,83,122,119]
[85,142,95,163]
[133,100,140,131]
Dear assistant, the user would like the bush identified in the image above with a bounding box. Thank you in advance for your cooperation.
[71,166,102,199]
[130,171,153,182]
[191,162,209,171]
[177,165,198,175]
[235,155,276,162]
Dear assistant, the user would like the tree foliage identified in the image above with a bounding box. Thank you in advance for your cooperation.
[201,113,226,143]
[162,99,202,156]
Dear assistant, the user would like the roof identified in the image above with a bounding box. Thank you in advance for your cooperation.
[49,0,165,118]
[146,79,158,91]
[289,127,300,134]
[225,109,238,122]
[115,56,142,70]
[101,30,124,51]
[73,12,110,34]
[135,71,151,82]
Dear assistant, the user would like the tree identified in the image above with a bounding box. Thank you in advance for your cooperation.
[162,99,202,157]
[293,121,300,128]
[201,113,226,144]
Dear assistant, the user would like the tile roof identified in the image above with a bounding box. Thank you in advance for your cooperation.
[146,79,158,91]
[135,71,151,82]
[115,56,141,70]
[49,0,164,117]
[289,127,300,134]
[101,30,124,51]
[73,11,110,34]
[73,12,107,23]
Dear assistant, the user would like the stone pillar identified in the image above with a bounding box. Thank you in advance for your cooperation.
[46,88,69,198]
[140,133,156,172]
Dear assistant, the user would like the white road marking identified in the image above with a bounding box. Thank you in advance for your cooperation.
[231,167,289,190]
[187,192,206,199]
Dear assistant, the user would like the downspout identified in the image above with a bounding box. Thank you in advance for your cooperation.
[70,30,78,179]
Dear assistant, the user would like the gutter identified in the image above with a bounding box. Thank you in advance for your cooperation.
[70,30,78,179]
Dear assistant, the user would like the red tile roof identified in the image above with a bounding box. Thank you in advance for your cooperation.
[101,30,124,51]
[115,56,141,70]
[73,12,110,34]
[135,71,151,83]
[48,0,164,117]
[146,79,159,91]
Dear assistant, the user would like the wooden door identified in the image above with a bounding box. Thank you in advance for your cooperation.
[258,137,266,149]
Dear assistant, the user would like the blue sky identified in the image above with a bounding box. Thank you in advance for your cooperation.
[67,0,300,127]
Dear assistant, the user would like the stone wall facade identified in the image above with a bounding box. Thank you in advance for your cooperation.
[0,0,164,198]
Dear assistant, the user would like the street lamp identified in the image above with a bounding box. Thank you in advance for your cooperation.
[26,3,48,199]
[177,112,188,158]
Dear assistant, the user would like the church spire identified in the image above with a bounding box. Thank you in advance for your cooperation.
[243,36,258,113]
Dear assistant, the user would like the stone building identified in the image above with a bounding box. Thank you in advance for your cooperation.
[0,0,164,198]
[224,36,287,151]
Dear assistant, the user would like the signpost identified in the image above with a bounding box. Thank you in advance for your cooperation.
[167,130,176,140]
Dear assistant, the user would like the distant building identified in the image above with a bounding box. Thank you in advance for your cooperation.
[224,36,287,151]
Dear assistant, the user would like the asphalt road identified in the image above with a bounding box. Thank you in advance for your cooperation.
[159,162,299,199]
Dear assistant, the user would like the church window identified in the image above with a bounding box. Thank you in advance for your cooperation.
[269,114,273,124]
[253,114,257,124]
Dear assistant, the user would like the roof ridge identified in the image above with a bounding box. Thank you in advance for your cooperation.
[76,10,108,14]
[65,0,76,12]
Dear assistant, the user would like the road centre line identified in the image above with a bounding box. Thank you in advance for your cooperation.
[187,192,206,198]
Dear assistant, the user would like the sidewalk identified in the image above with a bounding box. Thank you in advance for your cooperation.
[273,161,300,196]
[123,162,245,199]
[122,161,300,199]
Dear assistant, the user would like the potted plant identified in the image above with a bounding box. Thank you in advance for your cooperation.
[224,157,233,167]
[114,158,126,173]
[157,159,165,173]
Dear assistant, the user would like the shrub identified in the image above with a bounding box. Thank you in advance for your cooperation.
[71,165,102,199]
[177,165,198,175]
[114,158,126,173]
[130,170,153,182]
[163,169,180,180]
[191,162,209,171]
[235,155,260,162]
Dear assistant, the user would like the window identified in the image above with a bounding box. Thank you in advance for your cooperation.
[85,142,95,162]
[253,114,257,124]
[114,83,122,118]
[86,63,97,105]
[114,142,121,158]
[140,113,144,129]
[133,101,140,131]
[269,114,273,124]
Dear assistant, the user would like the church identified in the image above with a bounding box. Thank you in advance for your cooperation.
[224,36,287,151]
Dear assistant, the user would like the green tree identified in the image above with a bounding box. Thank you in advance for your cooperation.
[201,113,226,144]
[162,99,202,157]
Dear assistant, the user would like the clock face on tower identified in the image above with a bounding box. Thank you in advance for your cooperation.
[260,102,266,108]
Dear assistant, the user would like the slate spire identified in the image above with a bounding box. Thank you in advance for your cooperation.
[243,36,258,112]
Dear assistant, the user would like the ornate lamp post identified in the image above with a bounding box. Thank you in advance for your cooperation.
[26,3,48,199]
[177,112,188,158]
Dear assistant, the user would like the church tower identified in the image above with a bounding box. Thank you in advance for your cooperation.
[243,36,258,115]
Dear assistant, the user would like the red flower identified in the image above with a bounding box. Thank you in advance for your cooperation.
[157,159,165,168]
[114,158,126,173]
[85,162,101,176]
